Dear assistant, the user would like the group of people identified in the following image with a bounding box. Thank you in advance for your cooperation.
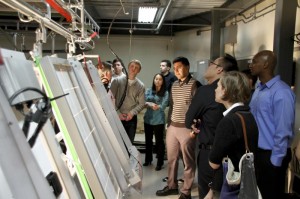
[98,50,296,199]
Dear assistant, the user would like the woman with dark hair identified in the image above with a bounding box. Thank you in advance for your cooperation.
[206,71,259,198]
[143,73,169,171]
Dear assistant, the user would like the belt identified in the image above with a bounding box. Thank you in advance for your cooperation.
[199,143,213,150]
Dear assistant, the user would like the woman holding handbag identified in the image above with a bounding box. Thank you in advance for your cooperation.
[205,71,260,199]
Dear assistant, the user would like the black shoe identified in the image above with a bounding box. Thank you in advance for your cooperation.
[143,162,151,166]
[156,186,178,196]
[178,193,191,199]
[155,165,162,171]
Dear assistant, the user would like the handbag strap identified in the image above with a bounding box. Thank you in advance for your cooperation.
[235,112,250,152]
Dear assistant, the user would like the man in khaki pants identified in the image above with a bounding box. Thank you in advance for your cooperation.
[156,57,201,199]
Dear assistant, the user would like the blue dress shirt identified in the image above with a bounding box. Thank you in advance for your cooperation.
[250,75,295,166]
[144,88,169,125]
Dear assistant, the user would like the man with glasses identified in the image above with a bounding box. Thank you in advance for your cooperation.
[185,54,238,199]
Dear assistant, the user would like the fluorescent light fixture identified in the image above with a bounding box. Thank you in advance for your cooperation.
[138,7,158,23]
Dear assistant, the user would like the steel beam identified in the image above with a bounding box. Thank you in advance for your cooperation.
[273,0,297,85]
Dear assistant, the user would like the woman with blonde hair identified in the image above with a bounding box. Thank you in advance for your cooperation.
[205,71,259,199]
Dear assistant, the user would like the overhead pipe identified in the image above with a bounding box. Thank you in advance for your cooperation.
[0,0,92,49]
[154,0,173,33]
[55,0,100,34]
[81,0,85,38]
[42,0,51,19]
[220,0,263,23]
[99,21,208,27]
[45,0,72,22]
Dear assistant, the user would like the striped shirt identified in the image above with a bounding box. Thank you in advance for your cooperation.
[169,74,200,127]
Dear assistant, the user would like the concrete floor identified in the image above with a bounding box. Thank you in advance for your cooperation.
[135,134,199,199]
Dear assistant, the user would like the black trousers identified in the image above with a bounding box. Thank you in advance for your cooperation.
[255,148,292,199]
[121,115,137,143]
[144,123,165,166]
[197,148,223,199]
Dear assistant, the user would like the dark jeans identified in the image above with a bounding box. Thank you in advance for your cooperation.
[144,123,165,166]
[255,148,292,199]
[121,115,137,143]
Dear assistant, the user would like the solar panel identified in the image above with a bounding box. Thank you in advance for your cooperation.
[84,60,142,188]
[39,56,142,198]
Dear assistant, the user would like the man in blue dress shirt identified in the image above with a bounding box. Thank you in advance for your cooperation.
[249,50,295,199]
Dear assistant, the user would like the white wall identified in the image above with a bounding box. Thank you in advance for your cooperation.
[173,29,211,69]
[225,1,276,59]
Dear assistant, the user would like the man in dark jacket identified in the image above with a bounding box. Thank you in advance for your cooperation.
[185,54,238,199]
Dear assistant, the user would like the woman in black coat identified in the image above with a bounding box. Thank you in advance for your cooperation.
[205,71,259,199]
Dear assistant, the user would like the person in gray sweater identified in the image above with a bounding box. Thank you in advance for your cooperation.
[110,59,145,143]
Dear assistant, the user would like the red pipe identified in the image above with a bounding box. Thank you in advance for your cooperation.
[45,0,72,22]
[90,32,98,39]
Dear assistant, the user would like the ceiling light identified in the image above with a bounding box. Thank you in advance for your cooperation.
[138,7,158,23]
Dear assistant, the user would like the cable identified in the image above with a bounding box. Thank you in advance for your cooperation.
[8,87,47,105]
[9,87,68,148]
[232,43,235,58]
[107,7,122,58]
[9,87,50,147]
[129,0,134,59]
[107,6,129,111]
[120,0,129,15]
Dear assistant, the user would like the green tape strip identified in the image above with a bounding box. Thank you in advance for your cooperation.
[35,57,93,199]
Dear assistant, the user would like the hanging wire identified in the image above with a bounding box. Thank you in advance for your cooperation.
[106,6,128,111]
[232,43,235,57]
[232,16,236,57]
[128,0,134,59]
[105,3,143,171]
[106,7,122,58]
[120,0,129,15]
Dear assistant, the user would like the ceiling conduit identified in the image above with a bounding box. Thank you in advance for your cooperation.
[154,0,172,33]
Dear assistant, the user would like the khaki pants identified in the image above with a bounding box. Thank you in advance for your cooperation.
[166,125,196,195]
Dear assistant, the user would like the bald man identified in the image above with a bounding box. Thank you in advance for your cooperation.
[249,50,295,199]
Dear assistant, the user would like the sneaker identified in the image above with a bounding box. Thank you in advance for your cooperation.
[178,193,191,199]
[156,186,179,196]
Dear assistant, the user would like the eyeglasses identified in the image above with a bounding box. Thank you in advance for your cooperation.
[209,60,222,67]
